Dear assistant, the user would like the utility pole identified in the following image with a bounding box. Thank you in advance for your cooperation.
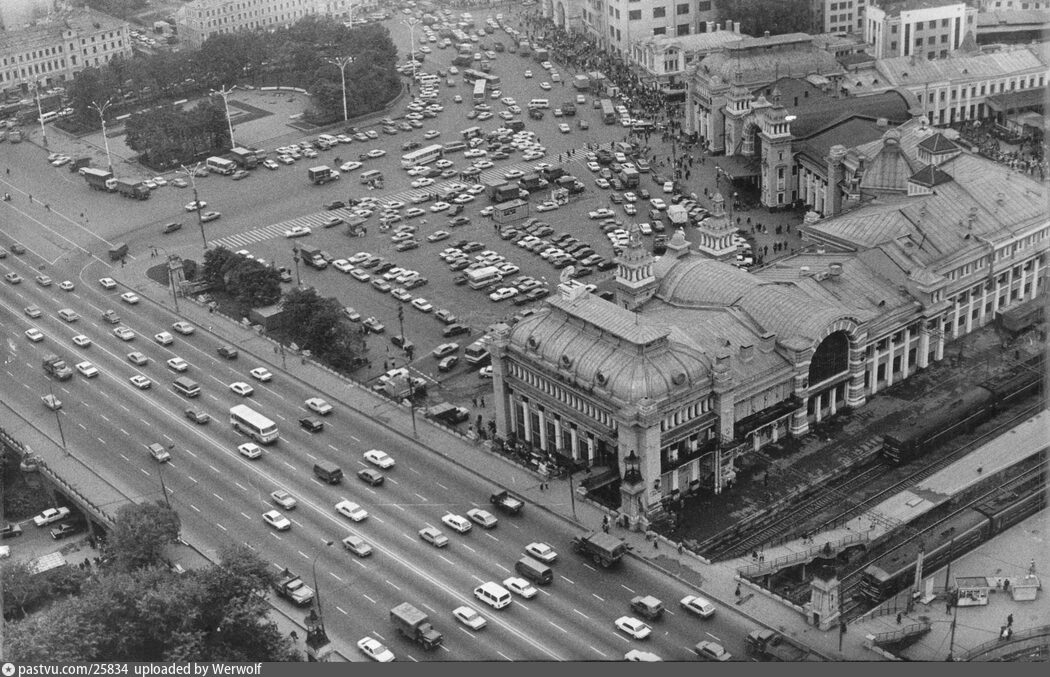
[47,377,67,455]
[33,81,48,147]
[180,164,208,249]
[159,447,174,510]
[210,85,238,148]
[306,540,334,661]
[292,246,302,287]
[325,56,354,123]
[396,304,417,437]
[90,98,115,174]
[404,18,420,80]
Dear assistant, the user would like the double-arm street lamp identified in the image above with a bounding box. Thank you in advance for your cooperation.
[210,85,237,148]
[396,304,418,437]
[179,163,208,249]
[306,539,335,661]
[404,18,420,80]
[325,56,355,123]
[89,98,116,174]
[31,81,48,147]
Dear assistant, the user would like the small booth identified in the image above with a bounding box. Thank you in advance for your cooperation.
[954,576,992,607]
[493,198,529,225]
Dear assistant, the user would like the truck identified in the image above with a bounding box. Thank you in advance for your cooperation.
[297,244,328,270]
[745,629,814,662]
[307,166,340,185]
[540,165,567,182]
[229,147,258,170]
[425,402,471,425]
[113,178,150,200]
[533,47,549,63]
[556,175,586,194]
[572,74,590,91]
[491,182,523,203]
[667,204,689,229]
[273,569,315,607]
[390,602,443,650]
[42,355,74,381]
[83,167,116,192]
[618,167,640,188]
[570,531,629,568]
[68,157,92,173]
[490,490,524,515]
[518,173,549,193]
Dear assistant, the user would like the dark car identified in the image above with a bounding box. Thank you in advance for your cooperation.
[438,355,459,372]
[395,240,419,252]
[324,201,346,211]
[572,266,594,278]
[162,222,183,234]
[404,277,428,290]
[442,323,470,337]
[217,345,238,359]
[357,468,385,486]
[185,408,211,424]
[1,523,23,539]
[50,522,80,540]
[374,261,395,274]
[526,288,551,302]
[449,216,471,228]
[401,140,421,151]
[499,229,519,240]
[449,259,471,271]
[299,416,324,433]
[452,273,469,285]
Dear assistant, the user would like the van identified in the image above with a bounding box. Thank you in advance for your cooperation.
[473,581,512,609]
[172,377,201,398]
[528,98,550,109]
[443,140,467,153]
[506,119,525,132]
[630,595,664,620]
[515,556,553,585]
[313,461,343,484]
[360,169,383,185]
[317,134,338,146]
[108,243,129,261]
[39,110,59,124]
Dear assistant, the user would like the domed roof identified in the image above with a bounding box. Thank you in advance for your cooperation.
[658,257,759,306]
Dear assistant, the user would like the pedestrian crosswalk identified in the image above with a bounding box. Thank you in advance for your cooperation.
[207,149,596,250]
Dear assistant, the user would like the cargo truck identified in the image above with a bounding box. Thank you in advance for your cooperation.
[517,173,549,193]
[113,178,150,200]
[229,147,258,169]
[390,603,443,650]
[533,47,549,63]
[307,166,340,185]
[83,168,116,192]
[273,569,315,606]
[667,204,689,229]
[491,182,524,203]
[571,531,629,568]
[618,167,640,188]
[68,157,92,173]
[297,244,328,270]
[42,355,74,381]
[745,629,816,661]
[572,74,590,91]
[490,490,524,515]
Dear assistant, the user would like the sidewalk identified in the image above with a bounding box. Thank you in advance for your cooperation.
[114,254,883,661]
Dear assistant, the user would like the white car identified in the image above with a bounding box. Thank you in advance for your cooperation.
[649,198,667,210]
[423,130,441,139]
[430,201,451,212]
[466,508,498,528]
[411,298,433,313]
[306,397,333,415]
[229,381,254,397]
[615,616,652,640]
[335,499,368,522]
[435,159,454,168]
[262,509,290,530]
[587,161,601,172]
[453,606,487,630]
[623,192,638,202]
[411,177,435,188]
[363,449,395,469]
[121,292,140,305]
[357,637,394,663]
[99,277,117,290]
[284,225,312,238]
[166,357,189,372]
[250,367,273,382]
[184,200,207,212]
[172,321,195,335]
[540,82,552,90]
[154,331,174,346]
[488,287,518,302]
[129,374,152,389]
[59,280,75,291]
[238,442,263,459]
[535,201,558,212]
[525,542,557,563]
[524,69,533,78]
[72,335,92,348]
[589,208,615,220]
[680,594,716,618]
[33,507,71,527]
[504,169,524,180]
[441,513,472,534]
[271,489,297,510]
[339,160,363,172]
[333,259,354,273]
[75,361,99,378]
[662,181,674,194]
[502,577,538,599]
[558,123,571,133]
[366,149,386,158]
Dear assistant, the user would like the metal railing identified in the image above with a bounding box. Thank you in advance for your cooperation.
[956,625,1050,662]
[736,532,870,577]
[870,621,932,646]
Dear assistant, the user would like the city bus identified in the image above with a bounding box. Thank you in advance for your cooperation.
[206,156,237,175]
[462,69,501,89]
[600,99,616,125]
[473,79,487,104]
[230,404,279,444]
[401,143,444,168]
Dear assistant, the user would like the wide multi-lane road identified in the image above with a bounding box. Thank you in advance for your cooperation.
[1,255,753,661]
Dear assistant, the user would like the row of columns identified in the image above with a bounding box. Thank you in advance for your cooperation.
[509,396,597,463]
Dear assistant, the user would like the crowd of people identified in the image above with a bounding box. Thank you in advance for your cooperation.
[955,119,1046,180]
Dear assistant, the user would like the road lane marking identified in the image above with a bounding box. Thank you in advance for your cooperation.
[403,532,414,542]
[291,519,304,528]
[349,435,360,442]
[235,482,247,492]
[353,559,367,570]
[422,603,435,613]
[386,580,401,591]
[471,574,484,583]
[119,454,129,462]
[139,468,150,476]
[283,461,295,470]
[393,504,406,512]
[363,594,377,604]
[184,449,197,458]
[439,645,449,653]
[387,478,400,485]
[538,588,551,597]
[240,512,251,520]
[548,621,567,633]
[328,444,339,452]
[336,606,348,615]
[414,493,427,502]
[329,572,343,582]
[589,646,607,658]
[514,601,530,611]
[208,465,219,473]
[509,522,520,530]
[495,563,511,573]
[212,493,224,501]
[462,543,477,553]
[373,632,385,641]
[582,563,597,572]
[190,505,201,513]
[573,609,590,619]
[459,627,475,638]
[436,482,448,490]
[496,651,512,661]
[613,632,631,644]
[298,551,309,559]
[620,584,635,593]
[372,515,385,523]
[439,555,455,565]
[560,575,575,584]
[217,524,227,532]
[485,533,499,542]
[187,475,198,483]
[706,632,723,642]
[409,467,420,475]
[408,656,418,663]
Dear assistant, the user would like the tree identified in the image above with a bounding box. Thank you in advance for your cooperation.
[715,0,813,37]
[201,246,236,290]
[107,502,181,572]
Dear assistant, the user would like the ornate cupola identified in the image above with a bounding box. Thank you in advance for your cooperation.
[615,223,658,311]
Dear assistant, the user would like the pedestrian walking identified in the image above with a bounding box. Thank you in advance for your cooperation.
[480,396,485,407]
[1007,613,1014,627]
[472,396,478,407]
[735,583,741,597]
[896,612,902,625]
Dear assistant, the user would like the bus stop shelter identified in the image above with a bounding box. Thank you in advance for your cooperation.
[494,199,530,225]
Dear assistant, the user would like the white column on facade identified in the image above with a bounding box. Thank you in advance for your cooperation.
[569,426,579,461]
[537,409,547,450]
[509,397,520,435]
[829,385,838,416]
[586,435,596,463]
[918,325,931,369]
[814,392,823,423]
[885,342,895,388]
[521,401,532,442]
[553,416,562,452]
[1029,257,1041,300]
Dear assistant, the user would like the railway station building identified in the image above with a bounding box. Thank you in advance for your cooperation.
[489,116,1048,526]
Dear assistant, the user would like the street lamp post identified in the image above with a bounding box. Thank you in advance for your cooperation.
[404,18,420,80]
[158,446,174,510]
[396,304,418,437]
[306,540,335,661]
[32,81,48,147]
[292,246,302,287]
[46,377,67,455]
[325,56,355,123]
[210,86,238,148]
[179,164,208,249]
[89,98,115,174]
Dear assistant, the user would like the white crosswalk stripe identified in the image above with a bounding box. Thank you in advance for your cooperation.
[208,147,596,250]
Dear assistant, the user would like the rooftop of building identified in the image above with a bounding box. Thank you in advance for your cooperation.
[693,33,843,87]
[872,0,970,15]
[874,44,1045,84]
[0,7,125,52]
[976,8,1050,26]
[638,29,745,54]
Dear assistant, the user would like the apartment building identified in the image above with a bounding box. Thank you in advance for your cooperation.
[813,0,870,34]
[864,0,978,59]
[578,0,720,57]
[977,0,1050,8]
[177,0,327,49]
[0,7,130,95]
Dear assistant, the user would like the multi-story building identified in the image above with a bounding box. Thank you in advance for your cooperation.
[176,0,347,50]
[0,0,56,32]
[864,0,978,60]
[629,23,744,86]
[577,0,720,57]
[977,0,1050,8]
[813,0,870,34]
[0,7,130,95]
[489,116,1047,523]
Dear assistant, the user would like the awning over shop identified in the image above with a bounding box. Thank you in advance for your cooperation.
[985,87,1047,114]
[714,153,761,180]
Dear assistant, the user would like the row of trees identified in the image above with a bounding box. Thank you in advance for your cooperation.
[3,502,299,661]
[66,17,402,165]
[714,0,814,37]
[199,248,366,373]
